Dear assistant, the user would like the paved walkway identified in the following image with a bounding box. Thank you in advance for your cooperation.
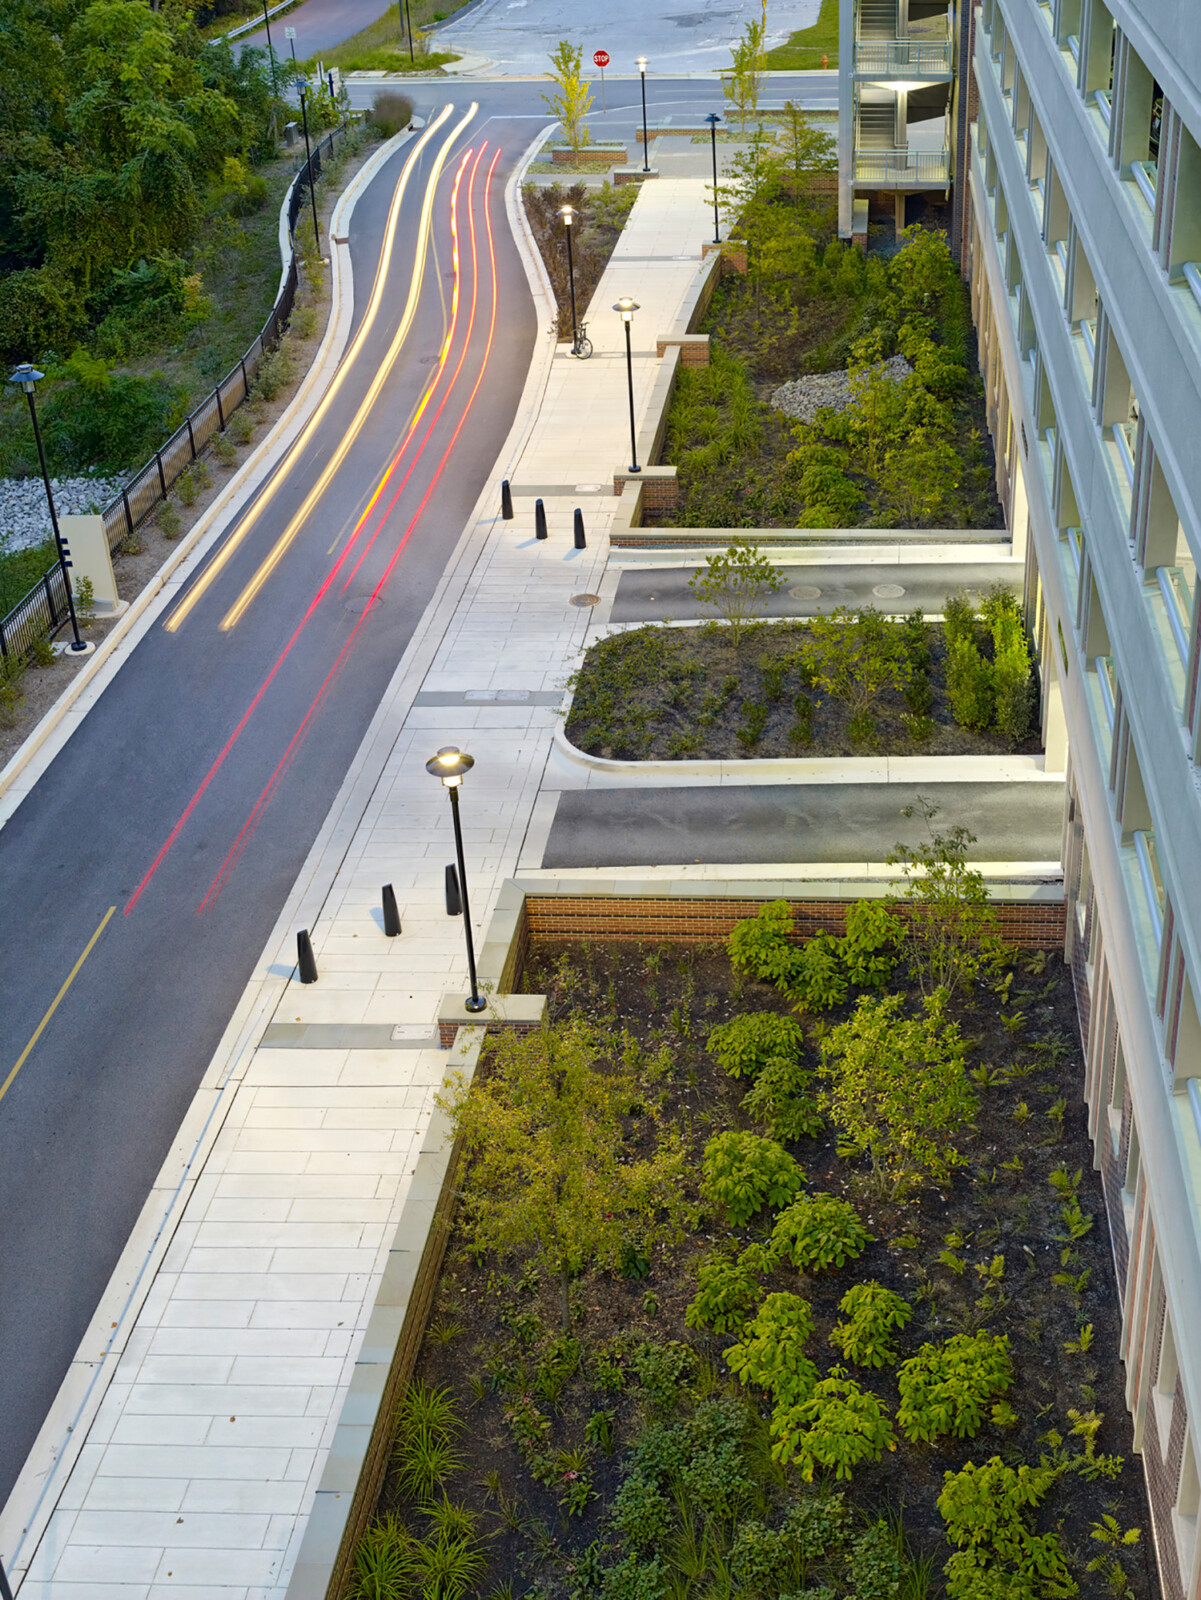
[1,178,710,1599]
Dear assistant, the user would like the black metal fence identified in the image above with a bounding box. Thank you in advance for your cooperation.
[0,119,352,662]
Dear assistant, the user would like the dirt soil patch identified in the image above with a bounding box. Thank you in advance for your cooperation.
[378,936,1153,1600]
[565,622,1042,762]
[523,181,640,342]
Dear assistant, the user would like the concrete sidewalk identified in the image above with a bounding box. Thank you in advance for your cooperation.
[1,178,714,1598]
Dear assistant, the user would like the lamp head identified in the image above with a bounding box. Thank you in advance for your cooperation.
[426,744,475,787]
[8,363,43,394]
[705,112,721,127]
[559,203,576,226]
[637,54,647,73]
[613,296,640,322]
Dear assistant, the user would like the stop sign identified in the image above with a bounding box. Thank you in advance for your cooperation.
[594,49,610,67]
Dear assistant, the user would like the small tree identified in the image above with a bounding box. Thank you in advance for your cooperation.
[773,101,837,210]
[542,40,593,165]
[437,1021,689,1326]
[807,605,911,744]
[723,16,766,133]
[689,540,784,650]
[819,991,977,1194]
[888,797,1003,1001]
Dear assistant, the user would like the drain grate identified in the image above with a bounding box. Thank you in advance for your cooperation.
[872,583,907,600]
[570,593,601,608]
[789,584,822,601]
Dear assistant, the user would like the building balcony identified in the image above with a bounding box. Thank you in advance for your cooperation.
[853,37,953,79]
[852,146,949,186]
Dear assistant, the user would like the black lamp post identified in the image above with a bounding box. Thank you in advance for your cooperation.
[8,364,87,653]
[426,745,487,1014]
[262,0,278,95]
[637,55,650,171]
[404,0,414,62]
[706,112,722,243]
[0,1554,13,1600]
[560,203,580,353]
[297,85,321,248]
[614,298,641,474]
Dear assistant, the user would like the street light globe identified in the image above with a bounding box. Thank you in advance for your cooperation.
[637,54,647,72]
[559,203,576,226]
[7,363,44,394]
[613,297,640,322]
[425,745,475,786]
[705,112,721,127]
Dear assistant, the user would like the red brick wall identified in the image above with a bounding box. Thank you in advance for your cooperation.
[1143,1288,1187,1600]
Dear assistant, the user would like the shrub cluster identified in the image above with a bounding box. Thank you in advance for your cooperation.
[945,585,1036,745]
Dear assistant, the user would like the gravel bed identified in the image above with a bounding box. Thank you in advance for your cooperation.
[771,353,913,424]
[0,476,124,553]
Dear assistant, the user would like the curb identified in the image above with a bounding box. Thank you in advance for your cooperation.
[546,720,1063,790]
[0,123,417,833]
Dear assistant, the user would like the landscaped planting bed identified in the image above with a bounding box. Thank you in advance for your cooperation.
[349,869,1153,1600]
[566,587,1040,762]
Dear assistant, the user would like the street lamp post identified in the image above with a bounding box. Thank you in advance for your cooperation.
[559,203,580,353]
[613,298,641,474]
[7,364,87,653]
[705,112,722,243]
[404,0,415,63]
[425,746,487,1014]
[637,56,650,171]
[262,0,278,95]
[297,86,321,249]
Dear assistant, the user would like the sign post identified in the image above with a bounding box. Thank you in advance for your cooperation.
[593,49,609,112]
[285,23,296,65]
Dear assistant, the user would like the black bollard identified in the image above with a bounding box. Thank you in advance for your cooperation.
[382,883,402,937]
[501,478,513,520]
[445,862,462,916]
[535,497,548,540]
[573,508,586,549]
[297,929,318,983]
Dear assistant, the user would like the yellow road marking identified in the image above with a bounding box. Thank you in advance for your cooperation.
[219,103,478,632]
[1,907,116,1105]
[163,103,461,635]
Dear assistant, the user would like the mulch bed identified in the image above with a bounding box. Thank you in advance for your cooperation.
[380,937,1154,1600]
[565,621,1042,762]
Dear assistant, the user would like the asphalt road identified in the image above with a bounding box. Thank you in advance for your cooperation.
[0,101,535,1507]
[611,562,1017,624]
[543,781,1067,868]
[241,0,398,59]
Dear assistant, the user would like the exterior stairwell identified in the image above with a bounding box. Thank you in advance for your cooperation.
[857,0,897,41]
[857,99,898,150]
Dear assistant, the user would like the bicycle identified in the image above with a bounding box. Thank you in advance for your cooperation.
[549,316,593,359]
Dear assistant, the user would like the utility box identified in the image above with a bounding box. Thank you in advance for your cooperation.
[58,514,126,617]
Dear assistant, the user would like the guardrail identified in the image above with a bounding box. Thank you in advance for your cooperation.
[853,147,950,183]
[0,119,353,665]
[221,0,297,42]
[854,38,953,74]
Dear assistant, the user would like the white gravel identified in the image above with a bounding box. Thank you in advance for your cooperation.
[771,355,914,425]
[0,476,123,553]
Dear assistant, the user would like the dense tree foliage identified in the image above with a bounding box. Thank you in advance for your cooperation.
[0,0,278,365]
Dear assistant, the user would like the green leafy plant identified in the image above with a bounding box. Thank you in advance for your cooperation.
[820,991,976,1193]
[840,899,903,988]
[770,1366,897,1481]
[629,1339,696,1414]
[688,540,785,649]
[728,899,803,988]
[896,1332,1014,1444]
[937,1457,1073,1600]
[830,1282,912,1368]
[706,1012,805,1078]
[888,798,1003,1002]
[584,1408,615,1452]
[1086,1516,1141,1600]
[686,1254,765,1334]
[352,1511,412,1600]
[742,1055,825,1141]
[769,1193,872,1273]
[724,1291,818,1407]
[1064,1323,1094,1355]
[791,933,848,1012]
[702,1131,804,1225]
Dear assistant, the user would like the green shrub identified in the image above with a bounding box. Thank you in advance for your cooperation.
[947,633,994,731]
[158,500,182,538]
[938,1457,1074,1600]
[983,586,1035,745]
[728,900,802,987]
[35,352,188,475]
[706,1012,806,1078]
[829,1282,912,1368]
[612,1472,673,1548]
[791,933,848,1011]
[0,537,58,615]
[849,1520,903,1600]
[677,1397,756,1520]
[742,1055,825,1141]
[253,336,296,402]
[770,1366,896,1480]
[789,691,814,745]
[629,1340,696,1414]
[0,265,88,368]
[942,591,978,651]
[724,1292,818,1406]
[370,90,414,137]
[896,1332,1014,1444]
[839,900,903,989]
[601,1552,670,1600]
[685,1255,764,1334]
[770,1193,871,1272]
[702,1132,804,1225]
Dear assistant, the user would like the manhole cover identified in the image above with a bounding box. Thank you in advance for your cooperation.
[789,584,822,601]
[344,596,379,614]
[569,593,601,608]
[872,583,906,599]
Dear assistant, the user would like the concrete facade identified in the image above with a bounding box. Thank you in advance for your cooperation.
[960,1,1201,1593]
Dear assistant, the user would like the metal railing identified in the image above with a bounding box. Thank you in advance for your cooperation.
[854,38,953,74]
[853,147,950,183]
[0,120,352,663]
